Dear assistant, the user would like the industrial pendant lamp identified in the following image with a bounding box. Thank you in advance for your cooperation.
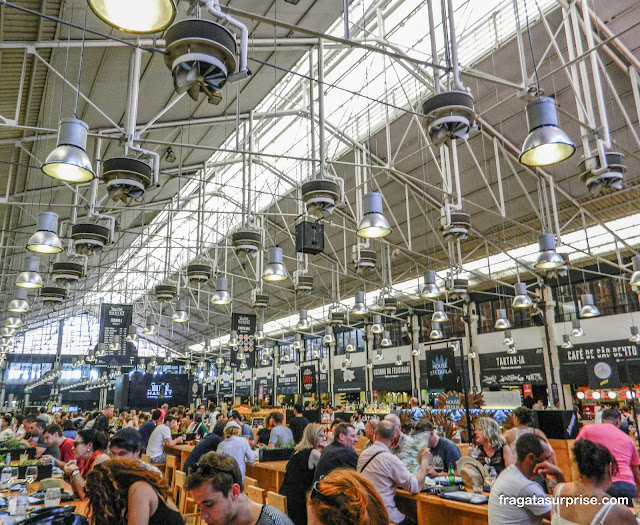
[41,118,95,183]
[3,318,22,330]
[560,334,573,349]
[323,326,335,345]
[345,338,356,353]
[579,294,600,318]
[254,322,265,341]
[535,233,564,270]
[297,309,311,331]
[210,277,232,305]
[494,309,511,330]
[311,344,320,359]
[95,343,107,357]
[240,361,247,370]
[512,282,533,309]
[431,301,448,323]
[109,339,121,352]
[507,344,517,355]
[630,256,640,286]
[371,315,384,334]
[629,327,640,344]
[411,343,420,356]
[468,347,477,359]
[395,354,403,366]
[142,315,157,335]
[227,330,239,347]
[366,359,373,369]
[15,256,44,289]
[8,289,30,314]
[215,353,224,366]
[237,349,246,361]
[502,329,514,346]
[357,192,391,239]
[351,291,368,315]
[380,330,393,347]
[420,270,441,299]
[292,334,302,350]
[27,211,63,254]
[126,326,138,343]
[519,97,575,167]
[88,0,177,34]
[430,322,443,340]
[263,247,288,282]
[571,319,585,337]
[0,328,15,339]
[171,298,189,323]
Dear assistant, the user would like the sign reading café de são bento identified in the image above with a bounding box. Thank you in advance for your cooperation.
[558,339,639,385]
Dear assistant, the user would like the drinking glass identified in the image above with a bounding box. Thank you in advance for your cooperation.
[469,445,480,459]
[44,487,61,508]
[19,454,28,465]
[25,466,37,493]
[485,467,497,488]
[8,467,18,489]
[431,456,444,488]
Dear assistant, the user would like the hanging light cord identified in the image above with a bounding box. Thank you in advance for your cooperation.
[523,0,541,98]
[74,8,89,117]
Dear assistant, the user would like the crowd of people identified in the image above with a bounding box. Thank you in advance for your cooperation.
[0,401,637,525]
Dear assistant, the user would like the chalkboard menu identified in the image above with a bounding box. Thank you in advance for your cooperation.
[219,379,233,397]
[301,364,317,394]
[558,339,639,385]
[277,374,298,395]
[479,348,546,387]
[318,371,329,393]
[255,376,273,396]
[235,378,251,397]
[372,362,412,391]
[231,312,256,368]
[333,367,366,393]
[98,303,133,365]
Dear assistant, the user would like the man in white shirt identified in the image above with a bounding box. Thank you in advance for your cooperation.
[489,433,565,525]
[384,414,414,456]
[146,415,185,463]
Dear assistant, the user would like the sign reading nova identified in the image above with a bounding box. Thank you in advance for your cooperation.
[479,347,546,387]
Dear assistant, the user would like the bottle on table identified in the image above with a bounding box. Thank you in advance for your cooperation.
[448,465,455,485]
[16,485,28,517]
[1,453,12,489]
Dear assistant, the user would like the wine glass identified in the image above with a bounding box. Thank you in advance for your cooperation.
[8,467,18,490]
[485,467,497,489]
[25,466,37,493]
[431,456,444,488]
[469,444,480,459]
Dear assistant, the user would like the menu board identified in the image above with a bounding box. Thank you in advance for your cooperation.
[372,362,412,391]
[98,303,133,365]
[479,348,546,387]
[231,313,256,368]
[255,376,273,396]
[235,378,251,397]
[558,339,639,385]
[277,374,298,395]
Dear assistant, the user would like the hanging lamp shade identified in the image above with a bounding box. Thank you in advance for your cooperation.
[237,349,246,361]
[630,256,640,287]
[3,317,22,330]
[292,334,302,350]
[431,301,448,323]
[215,353,224,365]
[494,309,511,330]
[27,211,63,254]
[380,330,393,347]
[629,326,640,344]
[571,319,585,337]
[411,343,420,356]
[126,325,138,343]
[512,282,533,309]
[297,309,311,331]
[468,346,477,359]
[519,97,575,167]
[561,334,573,349]
[357,192,391,238]
[366,359,373,369]
[535,233,564,270]
[345,337,356,352]
[351,291,368,315]
[8,288,30,313]
[507,344,517,354]
[579,294,600,318]
[375,349,384,360]
[430,322,443,340]
[371,315,384,334]
[263,247,288,282]
[88,0,177,34]
[502,329,514,346]
[41,118,95,183]
[0,328,15,339]
[227,330,239,347]
[210,277,232,305]
[323,326,335,344]
[420,270,441,299]
[311,344,320,359]
[142,315,157,335]
[95,343,107,357]
[0,338,12,348]
[254,321,265,341]
[395,354,403,366]
[15,256,44,289]
[171,298,189,323]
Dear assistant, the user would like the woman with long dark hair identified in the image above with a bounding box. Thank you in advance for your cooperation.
[63,428,110,498]
[85,459,184,525]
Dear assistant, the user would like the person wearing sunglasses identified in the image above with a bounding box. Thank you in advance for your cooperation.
[185,452,294,525]
[307,468,389,525]
[63,428,110,498]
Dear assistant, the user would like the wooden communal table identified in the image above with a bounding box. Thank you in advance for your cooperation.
[396,489,488,525]
[164,444,196,471]
[245,461,288,494]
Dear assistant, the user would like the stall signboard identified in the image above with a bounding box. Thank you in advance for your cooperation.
[558,339,639,385]
[255,376,273,397]
[479,348,546,387]
[424,346,459,391]
[333,367,366,393]
[219,379,233,397]
[372,362,412,391]
[301,364,317,394]
[98,303,134,365]
[277,374,298,395]
[235,378,251,397]
[318,371,329,394]
[231,313,257,368]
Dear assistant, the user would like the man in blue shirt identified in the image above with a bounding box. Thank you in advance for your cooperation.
[231,410,254,442]
[139,409,161,449]
[183,431,223,473]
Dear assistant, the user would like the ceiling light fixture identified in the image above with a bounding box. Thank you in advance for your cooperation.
[375,349,384,360]
[502,329,514,346]
[411,343,420,356]
[357,192,391,239]
[351,291,368,315]
[311,344,320,359]
[561,334,573,349]
[165,146,177,163]
[0,328,15,339]
[323,326,335,345]
[371,315,384,334]
[171,298,189,323]
[512,282,533,309]
[126,326,138,343]
[3,318,22,330]
[420,270,441,299]
[15,256,44,289]
[41,118,95,183]
[142,315,157,335]
[468,346,477,359]
[579,294,600,318]
[27,211,63,254]
[519,97,575,167]
[95,343,107,358]
[345,338,356,353]
[630,326,640,344]
[630,256,640,287]
[254,322,265,341]
[535,233,564,270]
[366,359,373,369]
[571,319,585,337]
[292,334,302,350]
[7,288,30,314]
[380,330,393,347]
[297,309,311,331]
[263,247,288,282]
[431,301,448,323]
[210,277,232,305]
[395,354,403,366]
[227,330,239,347]
[430,322,443,340]
[507,344,517,355]
[88,0,177,34]
[592,391,601,400]
[495,309,511,330]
